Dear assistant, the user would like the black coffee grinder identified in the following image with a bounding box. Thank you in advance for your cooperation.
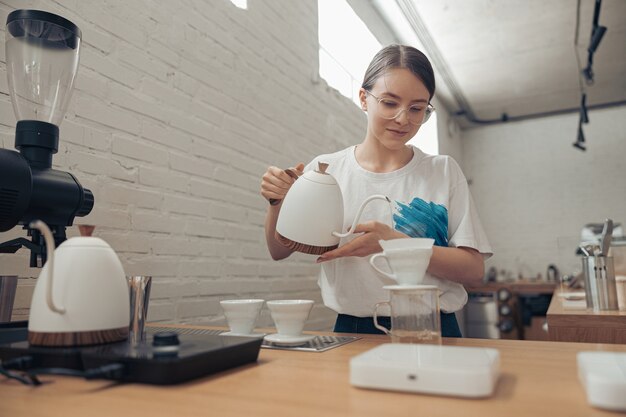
[0,10,94,267]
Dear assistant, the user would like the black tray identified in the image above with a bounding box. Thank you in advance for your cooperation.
[81,333,262,384]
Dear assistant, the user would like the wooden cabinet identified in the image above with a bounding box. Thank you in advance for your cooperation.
[547,289,626,343]
[524,316,549,341]
[465,280,556,341]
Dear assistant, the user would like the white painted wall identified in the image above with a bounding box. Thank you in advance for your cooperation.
[435,104,463,163]
[0,0,377,329]
[461,106,626,280]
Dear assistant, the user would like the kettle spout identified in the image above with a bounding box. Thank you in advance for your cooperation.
[333,195,392,238]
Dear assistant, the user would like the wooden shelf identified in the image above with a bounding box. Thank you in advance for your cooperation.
[467,280,557,294]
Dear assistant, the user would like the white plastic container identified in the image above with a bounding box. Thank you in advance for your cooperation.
[350,343,500,398]
[578,351,626,411]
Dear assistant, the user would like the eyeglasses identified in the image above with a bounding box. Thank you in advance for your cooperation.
[365,91,435,125]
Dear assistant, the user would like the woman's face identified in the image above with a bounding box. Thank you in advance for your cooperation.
[360,68,431,151]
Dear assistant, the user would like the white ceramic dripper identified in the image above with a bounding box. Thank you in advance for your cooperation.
[369,238,434,286]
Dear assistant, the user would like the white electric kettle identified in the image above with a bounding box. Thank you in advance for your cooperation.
[275,162,391,255]
[27,221,130,346]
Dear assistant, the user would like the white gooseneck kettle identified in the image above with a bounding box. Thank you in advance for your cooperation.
[27,221,130,346]
[275,162,391,255]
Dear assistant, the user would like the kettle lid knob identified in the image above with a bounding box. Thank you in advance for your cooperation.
[316,162,329,174]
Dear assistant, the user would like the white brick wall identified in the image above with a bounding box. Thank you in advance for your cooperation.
[462,107,626,281]
[0,0,367,330]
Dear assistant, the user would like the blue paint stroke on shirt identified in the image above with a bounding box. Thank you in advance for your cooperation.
[394,198,449,247]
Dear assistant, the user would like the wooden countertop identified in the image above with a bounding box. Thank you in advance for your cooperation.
[547,289,626,343]
[1,325,626,417]
[467,279,557,294]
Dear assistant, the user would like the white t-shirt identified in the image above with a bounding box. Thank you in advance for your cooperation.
[304,145,493,316]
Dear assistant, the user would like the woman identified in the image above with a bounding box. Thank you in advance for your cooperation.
[260,45,492,337]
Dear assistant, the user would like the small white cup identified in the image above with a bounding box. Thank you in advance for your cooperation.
[266,300,314,336]
[220,299,264,335]
[370,238,434,286]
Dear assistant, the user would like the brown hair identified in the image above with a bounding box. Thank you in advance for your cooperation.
[361,44,435,100]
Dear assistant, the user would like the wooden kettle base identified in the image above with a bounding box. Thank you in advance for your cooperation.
[275,232,338,255]
[28,326,129,347]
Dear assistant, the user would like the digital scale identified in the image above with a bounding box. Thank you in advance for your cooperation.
[0,325,262,385]
[350,343,500,398]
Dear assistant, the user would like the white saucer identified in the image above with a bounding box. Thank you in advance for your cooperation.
[383,284,438,290]
[221,331,265,338]
[263,333,316,346]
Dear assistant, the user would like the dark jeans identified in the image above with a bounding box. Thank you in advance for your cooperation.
[334,312,462,338]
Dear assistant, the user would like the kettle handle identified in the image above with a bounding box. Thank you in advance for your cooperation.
[268,168,301,206]
[332,195,391,238]
[30,220,65,314]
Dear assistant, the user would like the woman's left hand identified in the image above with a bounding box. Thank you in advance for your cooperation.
[316,221,407,263]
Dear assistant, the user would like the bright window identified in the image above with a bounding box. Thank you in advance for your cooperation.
[229,0,247,10]
[317,0,439,155]
[318,0,381,105]
[408,112,438,155]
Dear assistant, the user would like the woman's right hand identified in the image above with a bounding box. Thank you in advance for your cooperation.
[261,163,304,205]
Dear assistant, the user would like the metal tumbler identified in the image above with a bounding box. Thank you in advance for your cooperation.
[0,275,17,323]
[0,276,18,322]
[128,275,152,343]
[582,255,618,311]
